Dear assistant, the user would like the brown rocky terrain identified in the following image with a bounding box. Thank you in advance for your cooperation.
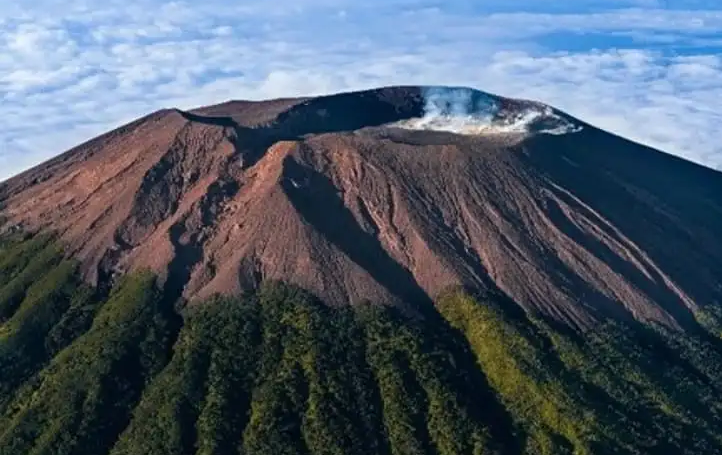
[1,86,720,330]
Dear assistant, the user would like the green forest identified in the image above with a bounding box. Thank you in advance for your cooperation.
[1,234,722,455]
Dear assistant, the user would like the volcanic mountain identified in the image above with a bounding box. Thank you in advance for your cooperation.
[1,86,720,329]
[2,86,722,455]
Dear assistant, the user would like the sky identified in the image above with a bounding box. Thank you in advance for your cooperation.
[1,0,722,181]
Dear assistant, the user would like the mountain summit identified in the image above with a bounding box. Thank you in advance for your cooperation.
[1,86,721,329]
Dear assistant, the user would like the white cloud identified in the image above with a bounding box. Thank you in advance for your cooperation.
[1,0,721,181]
[479,51,722,167]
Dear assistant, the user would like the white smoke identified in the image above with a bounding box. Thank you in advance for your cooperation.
[392,86,582,136]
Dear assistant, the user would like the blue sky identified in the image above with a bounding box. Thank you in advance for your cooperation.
[1,0,721,181]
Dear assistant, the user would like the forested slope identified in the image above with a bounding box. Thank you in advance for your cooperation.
[1,235,722,455]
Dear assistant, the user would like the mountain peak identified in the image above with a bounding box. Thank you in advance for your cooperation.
[187,85,583,139]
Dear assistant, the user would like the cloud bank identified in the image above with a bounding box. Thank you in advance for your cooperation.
[1,0,722,180]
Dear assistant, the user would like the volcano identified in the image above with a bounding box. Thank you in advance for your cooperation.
[1,86,720,329]
[2,86,722,455]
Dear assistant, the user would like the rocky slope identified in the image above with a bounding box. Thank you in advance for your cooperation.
[1,86,721,329]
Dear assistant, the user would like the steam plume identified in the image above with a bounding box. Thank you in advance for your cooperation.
[393,86,582,136]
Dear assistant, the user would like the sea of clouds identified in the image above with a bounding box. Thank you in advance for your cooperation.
[1,0,722,180]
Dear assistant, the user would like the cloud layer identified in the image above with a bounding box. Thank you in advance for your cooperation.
[1,0,721,180]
